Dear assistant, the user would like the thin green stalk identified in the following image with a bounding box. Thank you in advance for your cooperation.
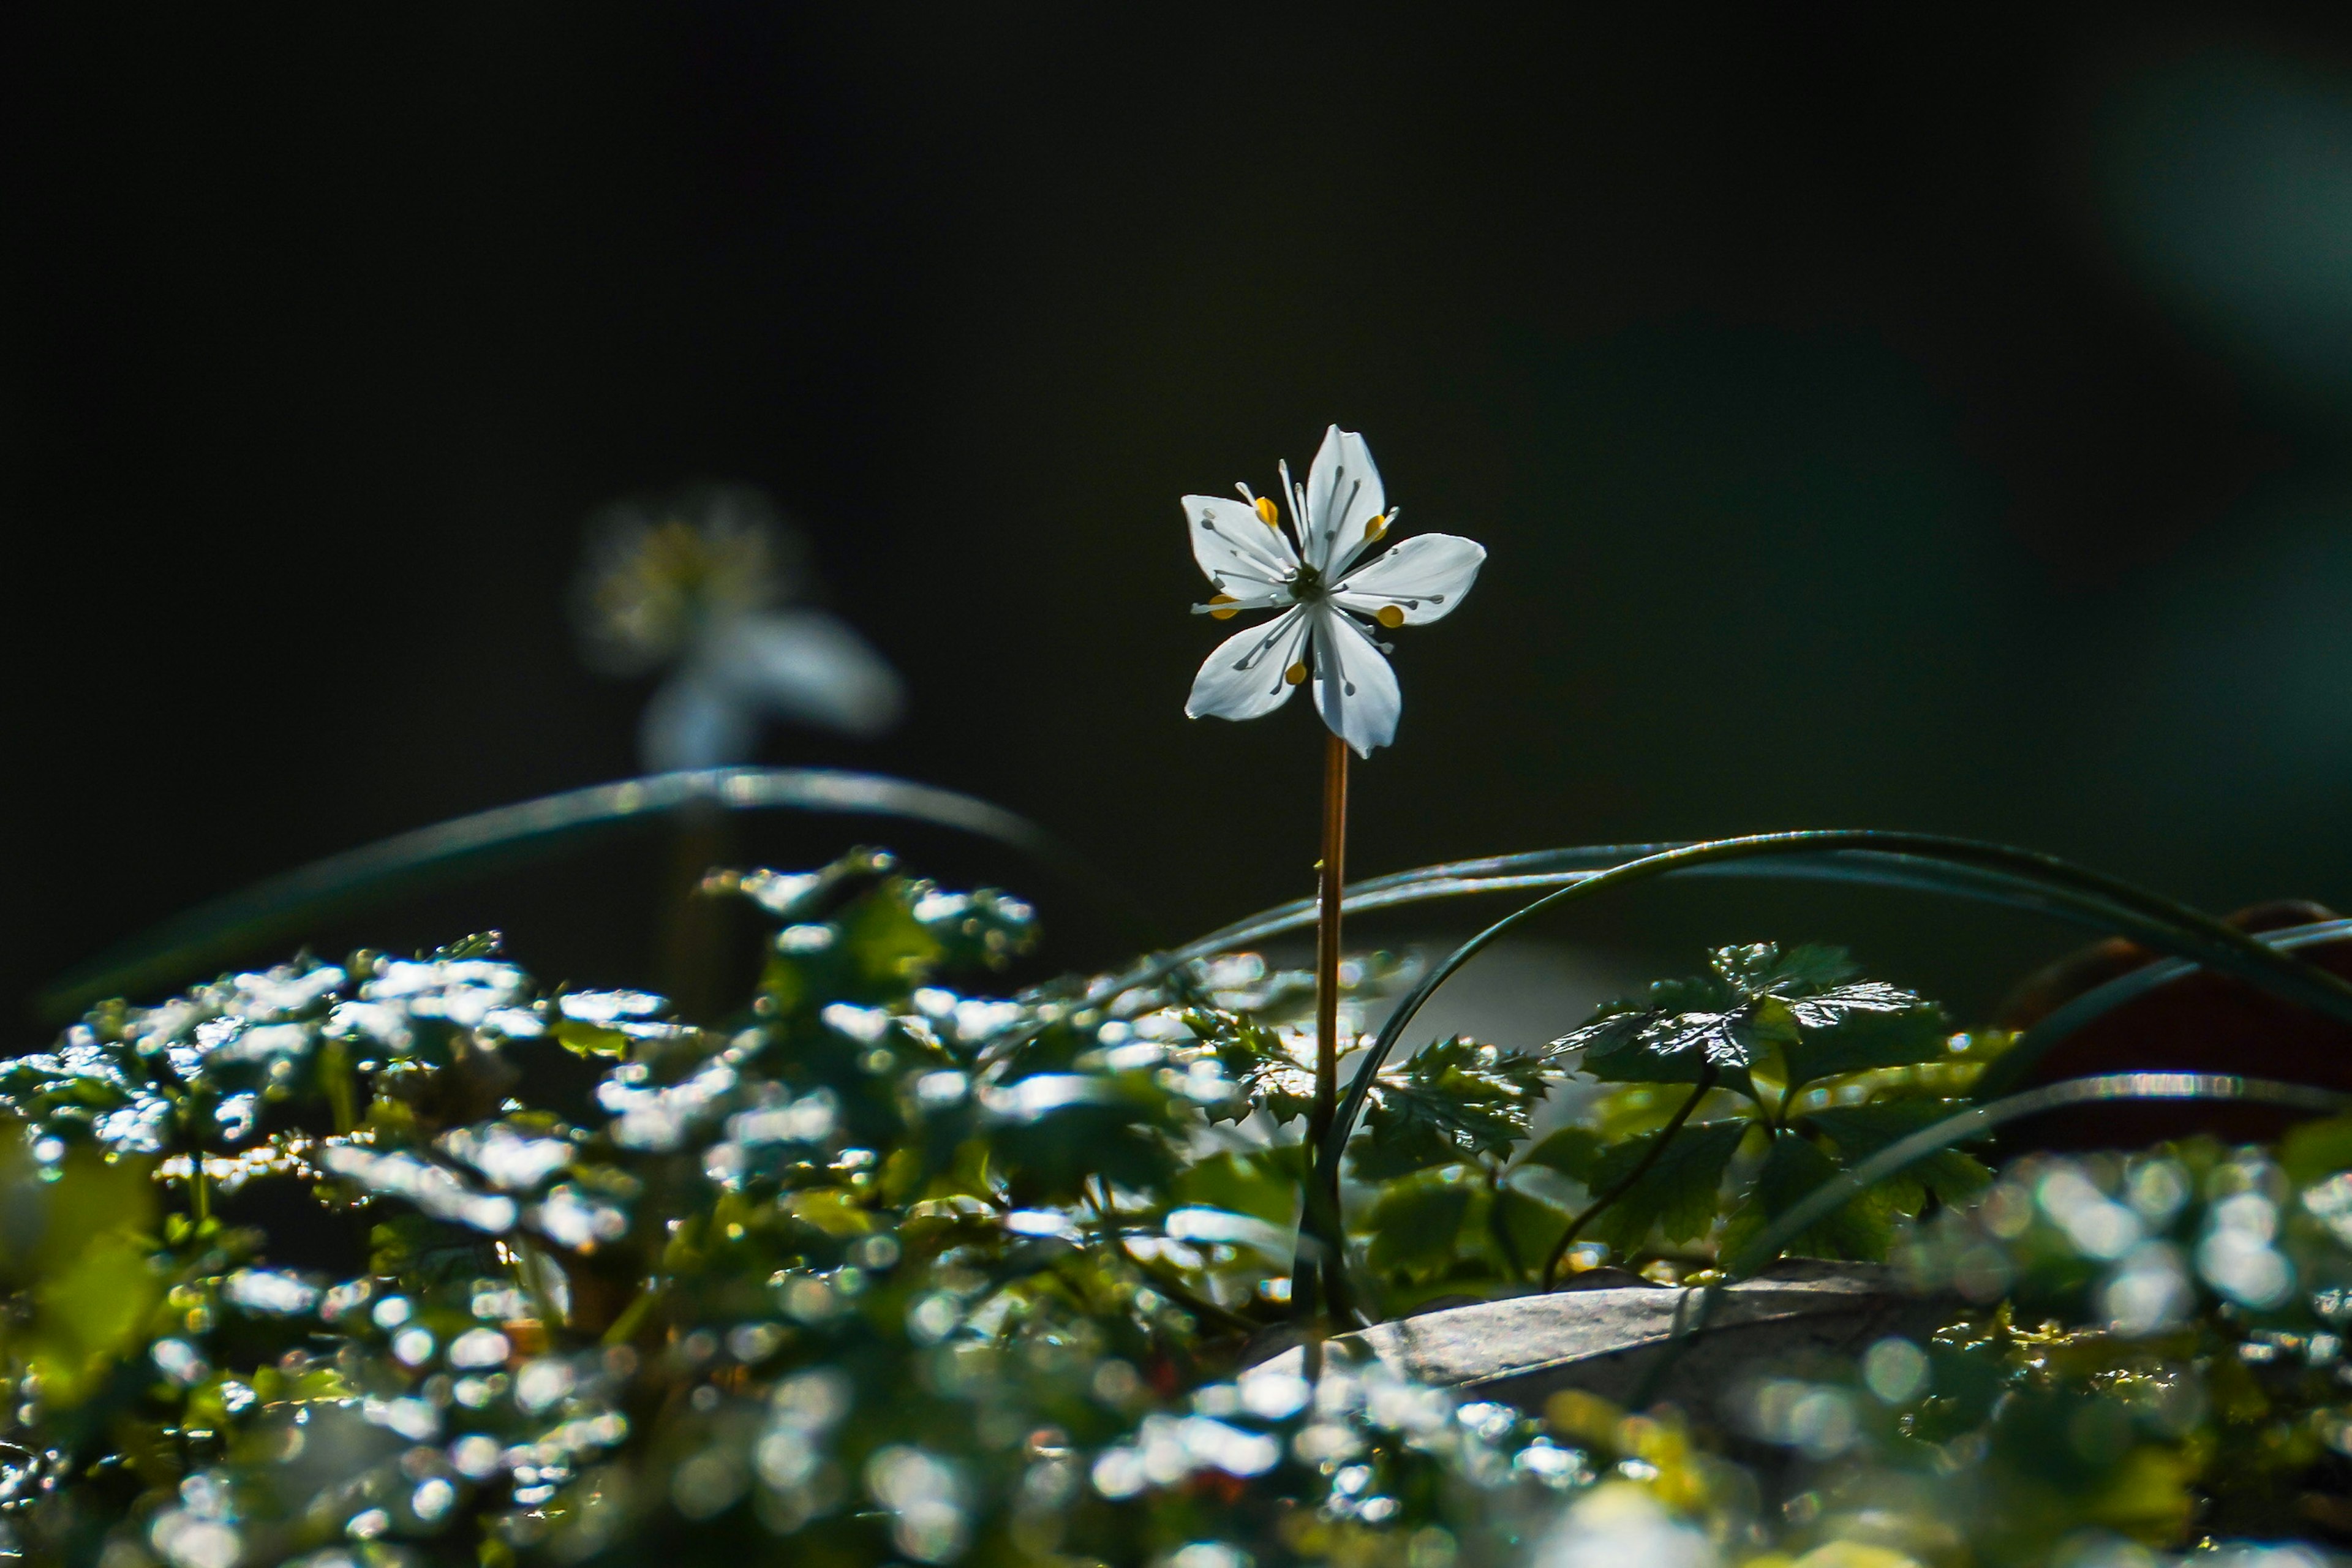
[1539,1066,1717,1288]
[1618,1071,2352,1412]
[42,766,1150,1019]
[1298,831,2352,1321]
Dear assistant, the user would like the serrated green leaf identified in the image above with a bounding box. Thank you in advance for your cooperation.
[1782,1006,1951,1091]
[1581,1119,1749,1253]
[1721,1128,1891,1264]
[1193,1012,1317,1126]
[1578,1022,1758,1095]
[1346,1038,1553,1182]
[1712,941,1858,996]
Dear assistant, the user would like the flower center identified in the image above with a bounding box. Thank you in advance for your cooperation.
[1287,564,1327,603]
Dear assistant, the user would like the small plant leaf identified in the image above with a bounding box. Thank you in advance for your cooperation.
[1365,1170,1477,1276]
[1711,941,1859,997]
[1518,1125,1605,1183]
[1799,1098,1991,1208]
[1581,1118,1749,1253]
[1782,1006,1951,1093]
[1721,1128,1892,1262]
[1347,1038,1553,1182]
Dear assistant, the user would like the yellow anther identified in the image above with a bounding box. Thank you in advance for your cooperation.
[1364,513,1388,541]
[1254,496,1281,528]
[1285,662,1309,686]
[1376,605,1405,628]
[1209,594,1239,620]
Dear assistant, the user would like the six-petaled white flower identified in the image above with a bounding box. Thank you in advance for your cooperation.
[1183,426,1485,756]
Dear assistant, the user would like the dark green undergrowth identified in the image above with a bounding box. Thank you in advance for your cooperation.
[9,850,2352,1566]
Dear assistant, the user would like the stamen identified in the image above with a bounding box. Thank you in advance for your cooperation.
[1375,605,1404,628]
[1363,513,1387,542]
[1284,662,1308,686]
[1253,496,1280,529]
[1232,615,1301,670]
[1334,476,1360,550]
[1209,594,1240,620]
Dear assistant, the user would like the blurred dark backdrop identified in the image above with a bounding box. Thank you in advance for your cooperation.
[15,5,2352,1030]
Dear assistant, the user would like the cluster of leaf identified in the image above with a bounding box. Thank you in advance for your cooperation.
[20,858,2352,1568]
[0,853,1569,1568]
[1211,942,2003,1314]
[1670,1130,2352,1564]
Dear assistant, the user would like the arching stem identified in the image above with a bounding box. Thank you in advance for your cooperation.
[1540,1065,1717,1289]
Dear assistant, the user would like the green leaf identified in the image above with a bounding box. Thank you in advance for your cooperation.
[1365,1170,1478,1276]
[1346,1038,1553,1182]
[31,1231,161,1408]
[1721,1128,1892,1264]
[1170,1147,1303,1231]
[1782,1005,1951,1093]
[2284,1114,2352,1187]
[842,881,946,988]
[1712,941,1858,997]
[1558,971,1784,1093]
[1581,1118,1749,1253]
[1518,1125,1605,1183]
[1801,1098,1991,1210]
[554,1019,630,1058]
[1490,1183,1572,1278]
[1555,976,1732,1055]
[1194,1012,1317,1126]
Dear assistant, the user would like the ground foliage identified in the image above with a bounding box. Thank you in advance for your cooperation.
[1,856,2350,1566]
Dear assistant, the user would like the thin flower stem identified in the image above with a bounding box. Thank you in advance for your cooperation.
[1539,1065,1718,1289]
[1294,733,1351,1325]
[1310,732,1349,1150]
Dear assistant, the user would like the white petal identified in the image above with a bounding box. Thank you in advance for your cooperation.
[1186,608,1312,723]
[1185,495,1298,594]
[1302,427,1386,573]
[1330,533,1486,625]
[1310,606,1402,757]
[705,611,907,737]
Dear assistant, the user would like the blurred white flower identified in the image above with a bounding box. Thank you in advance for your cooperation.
[575,485,904,769]
[1183,427,1483,756]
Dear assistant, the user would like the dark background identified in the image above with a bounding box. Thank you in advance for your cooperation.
[17,5,2352,1031]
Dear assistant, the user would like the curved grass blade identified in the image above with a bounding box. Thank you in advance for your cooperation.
[1609,1069,2352,1410]
[1970,918,2352,1102]
[1719,1069,2352,1280]
[40,767,1142,1019]
[1295,832,2352,1320]
[1320,834,2352,1183]
[1096,839,2297,1007]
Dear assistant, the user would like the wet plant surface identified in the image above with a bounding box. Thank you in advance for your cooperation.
[11,837,2352,1566]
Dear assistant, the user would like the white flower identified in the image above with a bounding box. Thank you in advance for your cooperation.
[1182,426,1484,756]
[574,484,905,771]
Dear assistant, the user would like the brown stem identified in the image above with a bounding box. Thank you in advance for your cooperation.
[1293,732,1351,1324]
[1309,731,1349,1150]
[1540,1065,1717,1289]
